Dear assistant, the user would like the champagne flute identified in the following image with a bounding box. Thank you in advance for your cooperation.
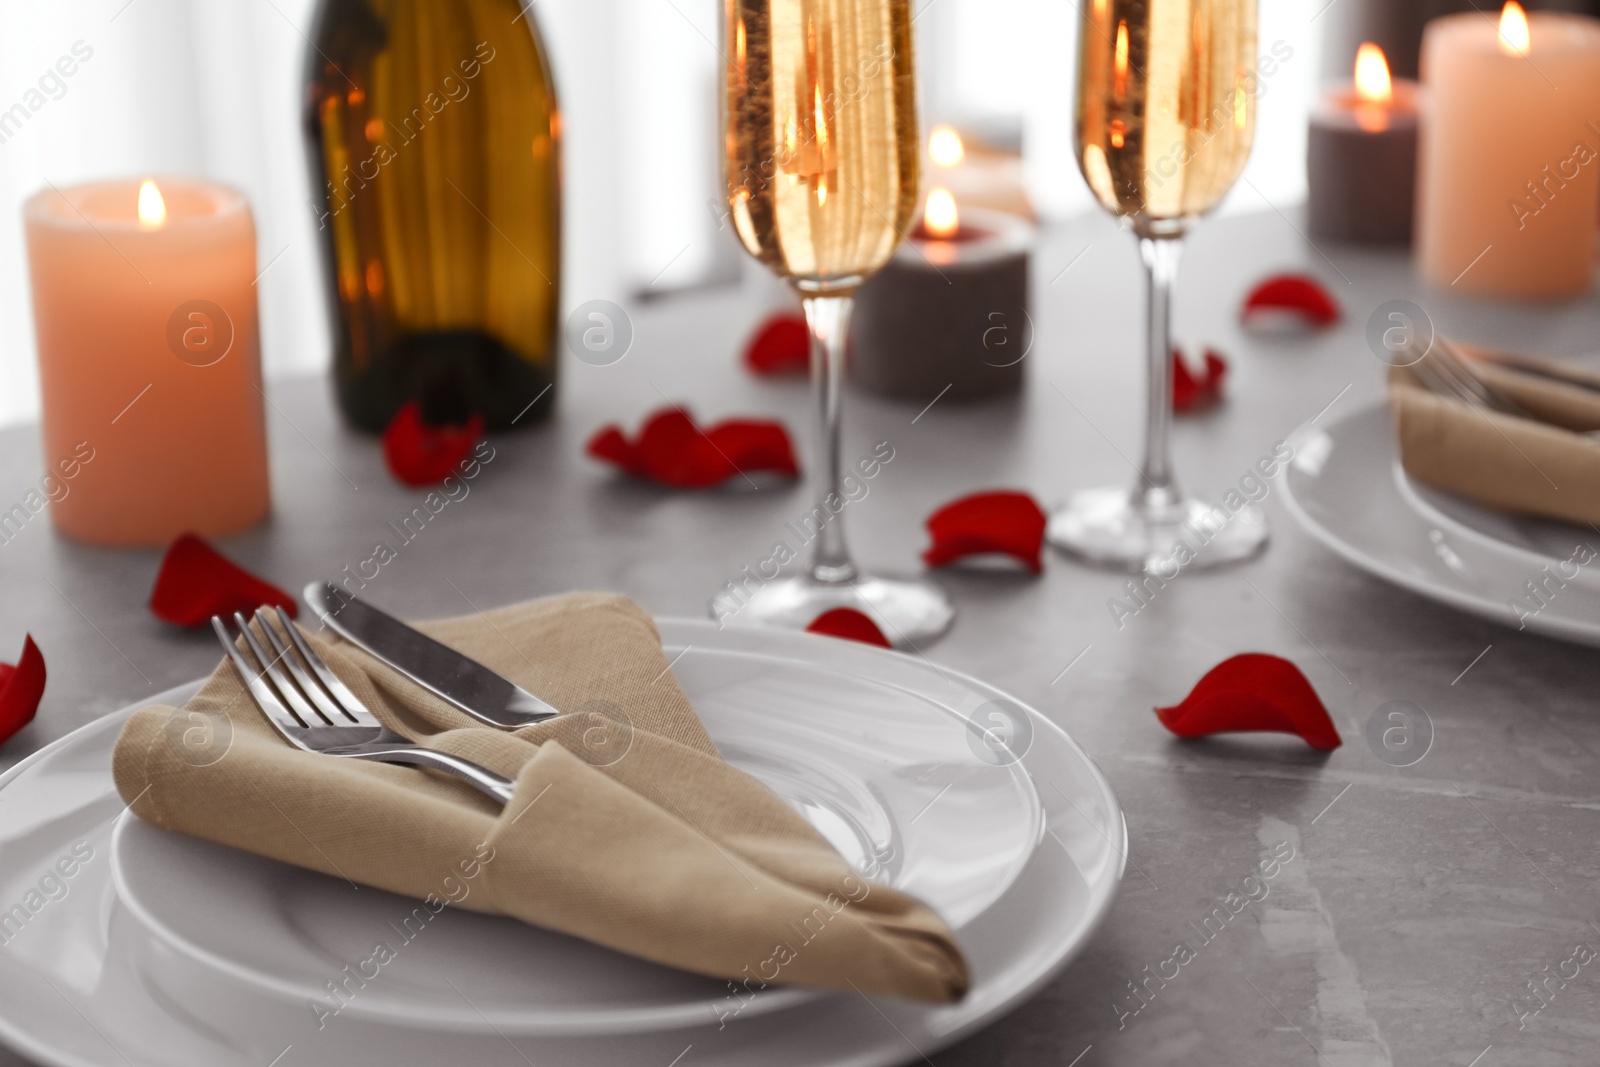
[716,0,953,643]
[1051,0,1268,571]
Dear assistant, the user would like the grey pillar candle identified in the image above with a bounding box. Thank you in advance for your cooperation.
[1307,55,1421,245]
[849,205,1033,402]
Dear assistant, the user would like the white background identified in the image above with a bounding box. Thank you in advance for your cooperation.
[0,0,1333,427]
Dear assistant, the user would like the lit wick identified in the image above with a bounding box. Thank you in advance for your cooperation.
[1353,42,1393,133]
[138,180,167,231]
[1499,1,1531,56]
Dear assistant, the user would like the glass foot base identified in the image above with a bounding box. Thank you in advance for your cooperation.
[1047,486,1268,573]
[711,572,954,646]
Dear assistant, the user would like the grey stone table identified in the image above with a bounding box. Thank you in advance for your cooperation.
[1,208,1597,1066]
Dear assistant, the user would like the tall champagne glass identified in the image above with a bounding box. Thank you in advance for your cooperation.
[1050,0,1268,571]
[716,0,953,643]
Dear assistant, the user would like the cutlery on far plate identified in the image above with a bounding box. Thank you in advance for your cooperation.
[1403,336,1600,439]
[212,607,516,806]
[302,581,561,729]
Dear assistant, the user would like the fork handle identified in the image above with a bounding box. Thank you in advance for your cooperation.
[351,746,517,807]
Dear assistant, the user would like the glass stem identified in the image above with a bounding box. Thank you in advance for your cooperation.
[1135,235,1184,513]
[801,293,858,585]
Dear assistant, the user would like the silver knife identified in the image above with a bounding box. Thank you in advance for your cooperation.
[302,581,561,729]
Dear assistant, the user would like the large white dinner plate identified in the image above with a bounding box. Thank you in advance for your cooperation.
[0,619,1124,1067]
[107,627,1042,1037]
[1282,404,1600,646]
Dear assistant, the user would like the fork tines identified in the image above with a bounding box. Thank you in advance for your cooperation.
[211,608,379,734]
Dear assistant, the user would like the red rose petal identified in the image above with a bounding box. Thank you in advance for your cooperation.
[1156,654,1342,751]
[587,407,799,488]
[0,636,46,750]
[586,426,645,478]
[1240,273,1341,331]
[383,402,486,487]
[805,608,892,648]
[149,534,298,628]
[1173,348,1228,413]
[706,420,801,479]
[744,314,811,376]
[922,490,1048,573]
[635,409,728,487]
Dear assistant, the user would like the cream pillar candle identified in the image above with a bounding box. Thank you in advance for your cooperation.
[1416,4,1600,298]
[24,178,270,546]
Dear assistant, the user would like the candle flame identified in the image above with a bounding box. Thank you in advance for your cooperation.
[1354,43,1393,105]
[929,125,965,168]
[137,180,166,230]
[924,187,958,239]
[1499,1,1530,56]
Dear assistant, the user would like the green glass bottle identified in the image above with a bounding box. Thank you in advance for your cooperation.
[304,0,561,432]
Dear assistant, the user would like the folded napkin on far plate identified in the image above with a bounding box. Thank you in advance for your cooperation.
[112,592,968,1003]
[1388,347,1600,526]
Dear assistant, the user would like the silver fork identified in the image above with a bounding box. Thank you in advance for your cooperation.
[211,608,515,807]
[1403,334,1529,418]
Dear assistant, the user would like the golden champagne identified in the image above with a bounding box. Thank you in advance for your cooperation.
[1076,0,1257,231]
[723,0,919,291]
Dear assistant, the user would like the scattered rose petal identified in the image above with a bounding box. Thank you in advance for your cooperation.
[1156,654,1342,751]
[0,636,45,750]
[805,608,892,648]
[922,490,1048,573]
[1240,273,1341,332]
[1173,348,1228,413]
[149,534,298,628]
[743,314,811,377]
[383,402,486,487]
[587,407,800,488]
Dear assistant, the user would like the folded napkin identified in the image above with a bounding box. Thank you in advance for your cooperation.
[1388,347,1600,526]
[113,592,968,1003]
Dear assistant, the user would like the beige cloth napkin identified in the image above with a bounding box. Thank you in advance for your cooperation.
[1388,347,1600,526]
[112,592,968,1003]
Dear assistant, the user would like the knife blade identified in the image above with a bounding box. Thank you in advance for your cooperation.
[303,581,561,729]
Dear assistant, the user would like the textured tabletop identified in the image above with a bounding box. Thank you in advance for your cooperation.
[0,208,1596,1066]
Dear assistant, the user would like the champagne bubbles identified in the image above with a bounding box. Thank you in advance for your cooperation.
[565,300,633,367]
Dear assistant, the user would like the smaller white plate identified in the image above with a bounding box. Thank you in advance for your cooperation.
[1394,467,1600,587]
[108,625,1043,1037]
[1282,405,1600,647]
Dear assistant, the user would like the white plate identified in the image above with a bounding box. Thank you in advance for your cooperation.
[0,620,1125,1067]
[108,632,1042,1037]
[1282,405,1600,646]
[1394,468,1600,589]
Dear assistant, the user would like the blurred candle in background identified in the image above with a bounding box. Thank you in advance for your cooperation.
[1307,42,1421,244]
[850,177,1033,402]
[1415,3,1600,298]
[24,177,270,546]
[924,123,1035,220]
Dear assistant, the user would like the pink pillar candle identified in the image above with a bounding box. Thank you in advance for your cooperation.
[1415,8,1600,298]
[24,178,270,546]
